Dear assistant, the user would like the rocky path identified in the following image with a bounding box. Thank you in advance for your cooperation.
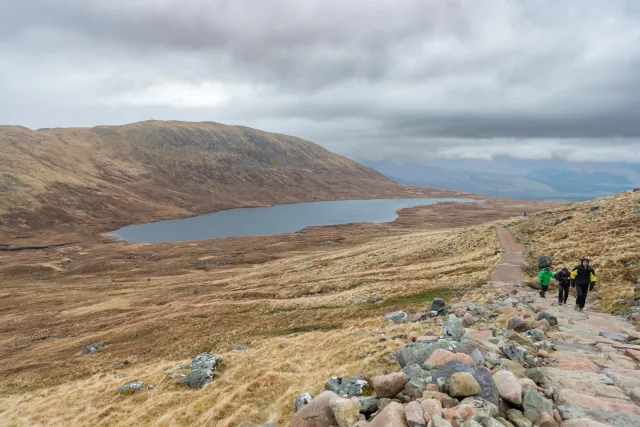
[281,225,640,427]
[489,225,640,426]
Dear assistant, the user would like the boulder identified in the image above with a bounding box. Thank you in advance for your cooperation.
[386,311,409,324]
[493,370,523,406]
[368,401,408,427]
[470,348,485,366]
[179,369,213,389]
[449,372,482,398]
[536,312,557,327]
[429,298,447,316]
[290,391,340,427]
[295,392,313,412]
[81,342,100,355]
[422,391,459,408]
[420,398,442,422]
[537,256,552,269]
[373,372,409,398]
[329,396,361,427]
[404,401,426,427]
[325,376,369,397]
[431,360,500,406]
[394,340,458,368]
[499,343,529,367]
[523,329,545,342]
[191,352,220,371]
[522,388,553,422]
[442,315,465,341]
[629,387,640,403]
[507,316,530,333]
[459,397,499,418]
[116,381,147,395]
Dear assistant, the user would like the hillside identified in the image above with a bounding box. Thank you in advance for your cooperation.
[0,121,455,246]
[506,189,640,313]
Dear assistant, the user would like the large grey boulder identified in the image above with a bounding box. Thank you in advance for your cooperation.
[179,369,213,389]
[394,340,458,368]
[191,353,220,371]
[429,298,447,316]
[324,376,369,397]
[537,256,553,269]
[430,360,499,406]
[442,315,465,341]
[536,311,557,327]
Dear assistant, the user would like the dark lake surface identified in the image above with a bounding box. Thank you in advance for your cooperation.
[106,198,477,243]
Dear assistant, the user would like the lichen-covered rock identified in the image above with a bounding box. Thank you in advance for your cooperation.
[442,315,465,341]
[522,388,553,422]
[295,392,313,412]
[524,329,545,342]
[325,376,370,397]
[359,396,379,414]
[191,353,220,371]
[81,342,100,355]
[385,311,409,323]
[117,381,147,395]
[537,256,552,269]
[234,343,248,351]
[179,369,213,388]
[508,316,530,332]
[536,311,557,327]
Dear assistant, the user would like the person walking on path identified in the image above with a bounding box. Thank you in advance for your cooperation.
[538,266,555,298]
[571,257,597,312]
[555,266,571,305]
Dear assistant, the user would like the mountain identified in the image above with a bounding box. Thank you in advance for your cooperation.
[364,160,640,201]
[0,121,457,245]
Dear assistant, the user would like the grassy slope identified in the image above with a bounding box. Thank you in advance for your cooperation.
[0,225,498,426]
[0,121,450,244]
[506,190,640,312]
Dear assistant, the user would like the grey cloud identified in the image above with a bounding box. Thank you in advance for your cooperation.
[1,0,640,162]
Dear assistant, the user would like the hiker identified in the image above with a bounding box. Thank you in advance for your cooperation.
[555,266,571,305]
[571,257,597,312]
[537,266,555,298]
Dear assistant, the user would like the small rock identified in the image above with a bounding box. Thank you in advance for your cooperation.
[449,372,482,398]
[117,381,147,395]
[81,342,100,355]
[507,316,530,332]
[404,401,426,427]
[536,312,557,327]
[429,414,453,427]
[523,329,545,342]
[462,313,477,327]
[234,343,248,351]
[279,342,288,348]
[367,401,407,427]
[295,392,313,412]
[373,372,408,398]
[628,387,640,403]
[535,412,557,427]
[506,409,532,427]
[493,370,523,406]
[325,376,370,397]
[420,398,442,422]
[429,298,447,316]
[328,396,361,427]
[359,396,379,414]
[470,348,485,366]
[385,311,409,323]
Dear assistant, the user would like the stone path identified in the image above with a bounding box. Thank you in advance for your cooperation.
[491,224,640,426]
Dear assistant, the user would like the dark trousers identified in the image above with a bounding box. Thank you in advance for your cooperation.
[558,282,570,304]
[575,283,589,308]
[540,284,549,297]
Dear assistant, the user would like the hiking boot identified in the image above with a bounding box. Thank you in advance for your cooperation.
[578,307,584,312]
[574,304,579,310]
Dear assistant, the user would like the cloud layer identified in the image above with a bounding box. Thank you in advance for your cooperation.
[2,0,640,162]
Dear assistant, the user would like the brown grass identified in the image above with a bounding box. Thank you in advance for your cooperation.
[0,225,499,426]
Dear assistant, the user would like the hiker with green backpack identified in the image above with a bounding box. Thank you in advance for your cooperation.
[538,266,555,298]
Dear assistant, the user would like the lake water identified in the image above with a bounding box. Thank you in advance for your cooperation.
[106,198,476,243]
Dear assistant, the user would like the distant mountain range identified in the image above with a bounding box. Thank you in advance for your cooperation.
[363,159,640,200]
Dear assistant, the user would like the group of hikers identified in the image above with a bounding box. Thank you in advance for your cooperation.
[538,257,597,312]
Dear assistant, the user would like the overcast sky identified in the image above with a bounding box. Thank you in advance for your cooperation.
[2,0,640,163]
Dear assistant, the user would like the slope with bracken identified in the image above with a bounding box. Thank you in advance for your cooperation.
[0,120,458,247]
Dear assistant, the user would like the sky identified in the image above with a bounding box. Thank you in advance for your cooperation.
[2,0,640,163]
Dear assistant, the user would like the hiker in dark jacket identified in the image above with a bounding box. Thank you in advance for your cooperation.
[571,257,597,312]
[555,266,571,305]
